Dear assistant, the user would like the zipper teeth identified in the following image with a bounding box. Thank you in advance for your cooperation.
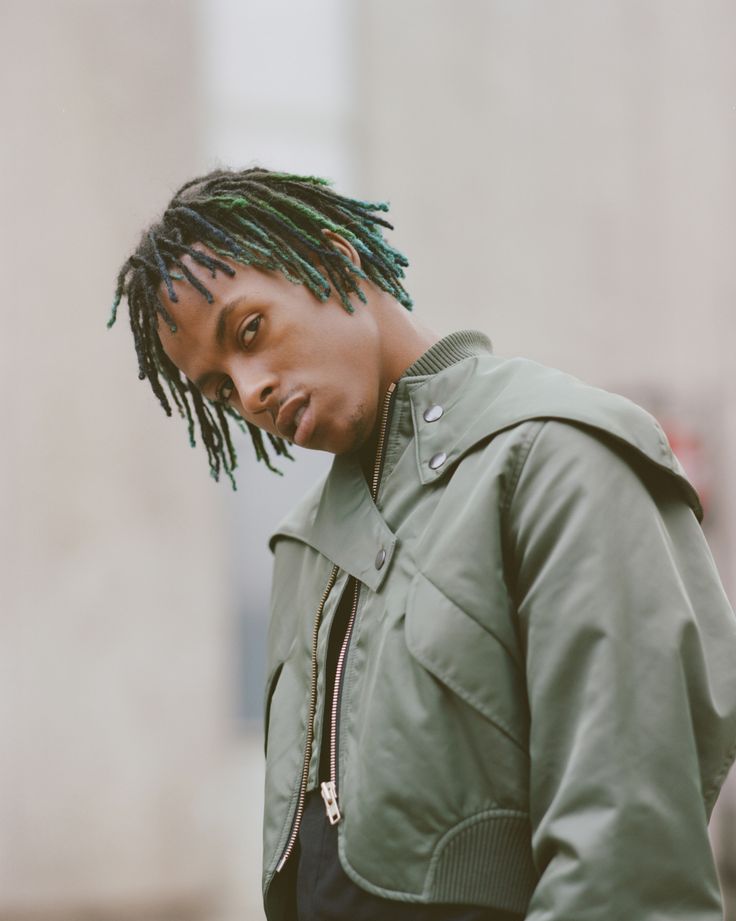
[276,563,339,873]
[370,382,396,501]
[329,381,396,787]
[329,581,360,783]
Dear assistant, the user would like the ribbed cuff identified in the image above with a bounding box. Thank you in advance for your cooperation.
[428,812,537,914]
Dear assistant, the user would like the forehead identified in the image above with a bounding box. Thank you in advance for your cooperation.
[159,248,301,319]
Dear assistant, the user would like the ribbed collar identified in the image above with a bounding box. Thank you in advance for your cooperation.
[402,329,493,378]
[354,330,494,481]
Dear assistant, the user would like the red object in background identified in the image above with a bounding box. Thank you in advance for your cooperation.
[661,421,711,517]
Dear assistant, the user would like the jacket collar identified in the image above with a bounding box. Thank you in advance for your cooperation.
[286,453,398,592]
[402,329,493,377]
[270,333,702,582]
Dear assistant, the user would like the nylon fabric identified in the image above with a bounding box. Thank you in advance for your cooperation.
[262,332,736,920]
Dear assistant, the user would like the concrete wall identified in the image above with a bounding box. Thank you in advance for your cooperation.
[0,2,237,916]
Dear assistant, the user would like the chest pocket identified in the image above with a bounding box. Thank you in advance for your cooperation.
[404,570,528,751]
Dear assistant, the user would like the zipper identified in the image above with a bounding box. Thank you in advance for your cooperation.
[320,579,360,823]
[275,381,397,869]
[275,563,339,873]
[320,381,396,824]
[369,381,397,503]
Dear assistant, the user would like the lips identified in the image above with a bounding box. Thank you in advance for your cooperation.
[276,393,310,441]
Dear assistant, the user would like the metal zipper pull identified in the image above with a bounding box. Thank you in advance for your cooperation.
[320,780,342,825]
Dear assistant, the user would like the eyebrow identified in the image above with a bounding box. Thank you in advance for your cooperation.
[194,298,243,391]
[215,298,240,346]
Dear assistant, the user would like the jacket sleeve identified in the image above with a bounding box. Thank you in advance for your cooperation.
[506,420,736,921]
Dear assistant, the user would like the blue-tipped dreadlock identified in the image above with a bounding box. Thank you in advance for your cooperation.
[108,166,413,486]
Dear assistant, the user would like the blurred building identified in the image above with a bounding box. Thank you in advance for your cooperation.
[2,1,734,919]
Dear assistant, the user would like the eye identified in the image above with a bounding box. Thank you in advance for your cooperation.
[239,314,262,349]
[216,377,234,404]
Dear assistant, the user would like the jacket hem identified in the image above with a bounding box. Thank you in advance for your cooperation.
[336,809,537,915]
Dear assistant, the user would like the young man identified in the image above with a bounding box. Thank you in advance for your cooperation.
[111,167,736,921]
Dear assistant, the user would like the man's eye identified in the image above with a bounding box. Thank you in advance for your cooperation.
[239,314,262,348]
[216,378,234,403]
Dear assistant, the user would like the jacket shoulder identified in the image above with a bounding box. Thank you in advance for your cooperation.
[414,354,702,520]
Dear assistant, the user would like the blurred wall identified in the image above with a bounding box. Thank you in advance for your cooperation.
[1,1,237,917]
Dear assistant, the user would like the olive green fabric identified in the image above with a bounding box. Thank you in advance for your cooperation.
[262,334,736,920]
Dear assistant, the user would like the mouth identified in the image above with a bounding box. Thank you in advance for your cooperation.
[276,393,310,441]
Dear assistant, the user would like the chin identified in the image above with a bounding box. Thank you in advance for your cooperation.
[307,400,373,456]
[336,406,373,455]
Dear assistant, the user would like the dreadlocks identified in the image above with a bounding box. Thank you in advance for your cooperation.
[108,167,413,487]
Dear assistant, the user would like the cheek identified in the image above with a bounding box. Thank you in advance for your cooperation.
[329,333,378,387]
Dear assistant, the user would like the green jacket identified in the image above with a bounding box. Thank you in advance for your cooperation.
[263,331,736,920]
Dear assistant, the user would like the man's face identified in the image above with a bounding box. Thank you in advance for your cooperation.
[157,249,385,454]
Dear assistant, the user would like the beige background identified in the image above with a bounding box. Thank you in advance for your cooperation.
[2,1,734,918]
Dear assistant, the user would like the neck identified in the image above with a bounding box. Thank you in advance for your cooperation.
[371,288,440,394]
[357,291,438,479]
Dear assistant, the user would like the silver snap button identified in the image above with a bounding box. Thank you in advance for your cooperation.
[423,404,444,423]
[375,548,387,570]
[429,451,447,470]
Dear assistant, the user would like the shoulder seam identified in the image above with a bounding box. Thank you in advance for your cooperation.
[501,420,547,514]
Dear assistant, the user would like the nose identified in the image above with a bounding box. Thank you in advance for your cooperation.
[232,364,279,418]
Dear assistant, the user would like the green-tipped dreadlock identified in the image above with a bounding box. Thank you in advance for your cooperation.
[108,166,413,487]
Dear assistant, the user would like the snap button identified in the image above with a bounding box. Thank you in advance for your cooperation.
[375,548,387,570]
[429,451,447,470]
[423,404,444,423]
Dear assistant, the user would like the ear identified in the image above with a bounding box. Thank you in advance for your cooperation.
[322,229,362,270]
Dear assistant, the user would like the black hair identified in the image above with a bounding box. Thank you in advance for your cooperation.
[108,167,412,486]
